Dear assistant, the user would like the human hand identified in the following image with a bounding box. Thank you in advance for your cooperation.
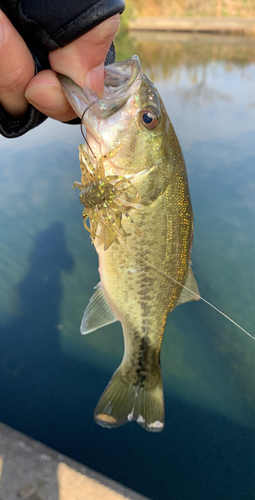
[0,9,120,122]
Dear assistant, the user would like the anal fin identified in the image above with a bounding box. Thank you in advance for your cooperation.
[176,265,200,306]
[81,282,117,334]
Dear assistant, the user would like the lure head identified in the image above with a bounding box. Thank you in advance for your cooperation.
[79,182,116,209]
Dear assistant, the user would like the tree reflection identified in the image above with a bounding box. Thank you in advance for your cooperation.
[116,31,255,83]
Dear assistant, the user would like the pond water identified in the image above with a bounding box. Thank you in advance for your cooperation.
[0,33,254,500]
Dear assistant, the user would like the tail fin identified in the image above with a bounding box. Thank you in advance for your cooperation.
[94,365,164,432]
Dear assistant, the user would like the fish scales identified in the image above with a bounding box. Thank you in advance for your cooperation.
[59,55,199,431]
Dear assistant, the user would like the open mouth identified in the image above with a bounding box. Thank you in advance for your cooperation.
[103,55,141,97]
[58,55,141,121]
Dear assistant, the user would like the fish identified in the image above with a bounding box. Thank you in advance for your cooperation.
[59,55,200,432]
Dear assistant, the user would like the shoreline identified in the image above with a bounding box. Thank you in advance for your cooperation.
[0,422,149,500]
[127,17,255,35]
[127,31,255,46]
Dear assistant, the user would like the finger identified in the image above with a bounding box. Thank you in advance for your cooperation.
[49,14,120,97]
[25,70,77,121]
[0,9,34,116]
[25,14,120,121]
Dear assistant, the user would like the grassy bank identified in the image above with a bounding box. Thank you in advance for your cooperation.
[123,0,255,19]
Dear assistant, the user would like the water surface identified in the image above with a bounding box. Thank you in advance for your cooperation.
[0,33,254,500]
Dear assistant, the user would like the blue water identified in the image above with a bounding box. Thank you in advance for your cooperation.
[0,33,254,499]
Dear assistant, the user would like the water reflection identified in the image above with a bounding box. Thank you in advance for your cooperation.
[178,80,232,104]
[0,32,254,500]
[116,32,255,78]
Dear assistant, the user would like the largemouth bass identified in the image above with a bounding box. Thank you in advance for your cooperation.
[59,55,199,432]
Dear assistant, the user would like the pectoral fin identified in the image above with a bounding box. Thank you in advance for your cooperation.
[176,266,200,306]
[104,212,121,250]
[104,227,117,250]
[80,282,117,334]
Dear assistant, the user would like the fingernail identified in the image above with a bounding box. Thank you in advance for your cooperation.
[85,63,104,97]
[25,85,64,112]
[0,11,5,43]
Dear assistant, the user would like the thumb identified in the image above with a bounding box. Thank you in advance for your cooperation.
[49,14,120,96]
[24,14,120,121]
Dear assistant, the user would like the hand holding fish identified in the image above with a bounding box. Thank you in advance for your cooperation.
[0,9,119,121]
[25,15,120,121]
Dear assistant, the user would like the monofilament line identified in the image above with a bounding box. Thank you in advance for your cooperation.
[80,102,98,159]
[120,239,255,341]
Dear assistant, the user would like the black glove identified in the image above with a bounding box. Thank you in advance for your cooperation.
[0,0,125,138]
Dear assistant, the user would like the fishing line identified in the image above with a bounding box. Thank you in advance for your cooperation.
[119,238,255,341]
[80,102,98,159]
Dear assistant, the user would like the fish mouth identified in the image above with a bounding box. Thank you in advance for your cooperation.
[58,55,141,122]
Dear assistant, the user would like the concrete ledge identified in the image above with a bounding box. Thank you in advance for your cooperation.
[0,422,150,500]
[128,17,255,34]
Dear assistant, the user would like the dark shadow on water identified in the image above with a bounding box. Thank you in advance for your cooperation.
[0,222,254,500]
[0,221,76,438]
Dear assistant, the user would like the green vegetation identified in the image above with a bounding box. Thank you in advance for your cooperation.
[122,0,255,19]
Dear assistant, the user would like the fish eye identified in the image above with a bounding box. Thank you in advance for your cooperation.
[140,107,160,130]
